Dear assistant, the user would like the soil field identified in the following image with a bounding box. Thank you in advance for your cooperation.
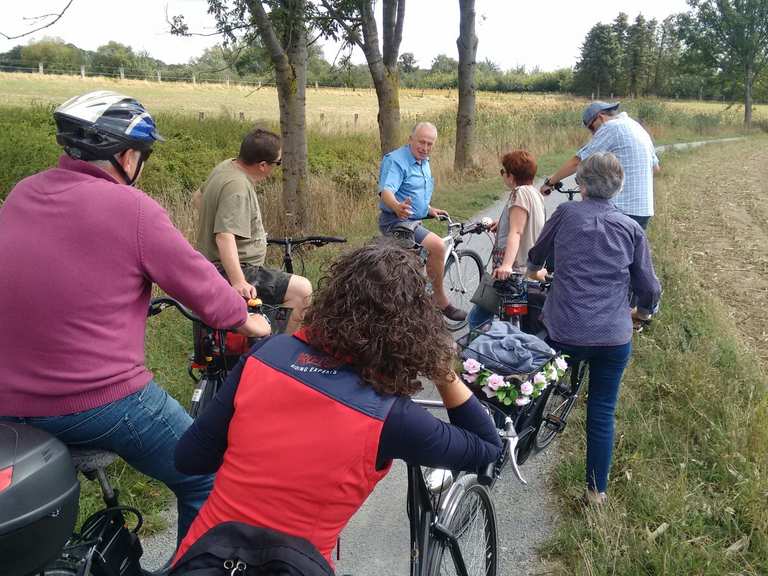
[657,138,768,365]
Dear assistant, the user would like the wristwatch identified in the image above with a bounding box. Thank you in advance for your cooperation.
[544,177,553,187]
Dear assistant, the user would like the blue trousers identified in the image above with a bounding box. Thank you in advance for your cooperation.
[467,305,494,330]
[550,340,632,492]
[2,380,213,544]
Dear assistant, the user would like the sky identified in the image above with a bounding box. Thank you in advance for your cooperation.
[0,0,691,72]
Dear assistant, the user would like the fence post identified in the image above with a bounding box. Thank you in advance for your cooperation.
[192,74,196,85]
[157,70,162,82]
[198,111,205,121]
[320,113,325,123]
[80,65,85,79]
[354,113,359,129]
[239,111,245,121]
[119,66,125,80]
[38,62,44,74]
[610,93,613,100]
[226,75,230,87]
[315,81,319,91]
[258,81,262,89]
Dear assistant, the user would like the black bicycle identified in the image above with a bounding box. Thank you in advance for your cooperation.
[266,235,347,275]
[148,297,274,419]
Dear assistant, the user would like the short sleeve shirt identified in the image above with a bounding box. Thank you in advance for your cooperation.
[378,144,433,221]
[577,112,659,217]
[196,159,267,266]
[492,185,546,272]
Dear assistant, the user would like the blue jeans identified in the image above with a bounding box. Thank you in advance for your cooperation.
[550,341,632,492]
[2,380,213,544]
[468,305,494,330]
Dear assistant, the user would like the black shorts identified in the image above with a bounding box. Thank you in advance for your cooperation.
[219,264,292,305]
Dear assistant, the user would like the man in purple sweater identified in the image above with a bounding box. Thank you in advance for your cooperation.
[0,91,269,544]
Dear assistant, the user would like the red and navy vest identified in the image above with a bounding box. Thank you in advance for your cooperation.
[176,334,397,565]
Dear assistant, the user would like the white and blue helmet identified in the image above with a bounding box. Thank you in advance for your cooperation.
[54,90,164,161]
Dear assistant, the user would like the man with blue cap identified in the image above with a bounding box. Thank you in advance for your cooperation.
[540,101,660,229]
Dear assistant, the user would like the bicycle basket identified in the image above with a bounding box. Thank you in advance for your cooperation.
[457,321,557,415]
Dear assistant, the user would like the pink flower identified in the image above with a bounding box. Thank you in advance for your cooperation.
[520,381,534,395]
[487,373,505,390]
[463,358,482,374]
[515,396,531,406]
[482,385,496,398]
[463,373,478,384]
[533,372,547,386]
[555,356,568,371]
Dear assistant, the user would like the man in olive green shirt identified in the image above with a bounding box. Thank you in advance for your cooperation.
[196,128,312,333]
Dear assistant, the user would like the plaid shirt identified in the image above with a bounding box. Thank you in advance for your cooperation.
[577,112,659,217]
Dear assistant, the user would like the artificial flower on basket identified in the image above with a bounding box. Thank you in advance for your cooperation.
[461,355,568,407]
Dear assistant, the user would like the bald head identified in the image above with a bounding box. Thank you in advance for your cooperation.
[409,122,437,161]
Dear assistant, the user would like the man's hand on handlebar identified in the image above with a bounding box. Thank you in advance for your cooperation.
[232,280,257,299]
[428,206,449,219]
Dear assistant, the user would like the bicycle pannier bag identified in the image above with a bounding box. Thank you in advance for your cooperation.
[470,272,500,313]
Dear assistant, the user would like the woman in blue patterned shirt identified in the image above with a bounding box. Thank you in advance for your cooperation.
[527,152,661,505]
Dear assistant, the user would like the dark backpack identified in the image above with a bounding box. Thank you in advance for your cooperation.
[170,522,334,576]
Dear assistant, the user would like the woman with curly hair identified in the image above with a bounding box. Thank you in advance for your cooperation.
[172,241,502,571]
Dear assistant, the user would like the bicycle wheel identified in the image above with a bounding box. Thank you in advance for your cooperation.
[443,249,485,331]
[533,361,587,451]
[427,474,497,576]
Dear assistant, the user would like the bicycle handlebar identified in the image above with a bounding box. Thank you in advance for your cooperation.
[267,235,347,248]
[148,296,265,326]
[148,297,200,323]
[552,181,580,200]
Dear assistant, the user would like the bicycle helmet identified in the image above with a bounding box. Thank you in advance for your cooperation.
[54,90,164,185]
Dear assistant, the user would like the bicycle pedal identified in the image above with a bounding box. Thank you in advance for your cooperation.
[544,414,567,432]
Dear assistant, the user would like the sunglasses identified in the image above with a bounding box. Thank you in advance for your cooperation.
[499,168,507,176]
[270,158,282,166]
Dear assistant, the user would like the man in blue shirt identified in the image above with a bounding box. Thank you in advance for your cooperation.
[378,122,466,321]
[540,102,660,229]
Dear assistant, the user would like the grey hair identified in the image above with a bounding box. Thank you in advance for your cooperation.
[411,122,437,137]
[577,152,624,199]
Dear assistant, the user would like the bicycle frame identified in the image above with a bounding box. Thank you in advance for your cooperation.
[406,398,514,576]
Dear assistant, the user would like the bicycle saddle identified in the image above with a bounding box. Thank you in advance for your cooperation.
[69,447,119,474]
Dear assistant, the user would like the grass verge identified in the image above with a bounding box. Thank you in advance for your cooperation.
[543,138,768,575]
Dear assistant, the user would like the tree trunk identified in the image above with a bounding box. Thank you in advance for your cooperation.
[251,1,309,232]
[455,0,478,172]
[372,67,401,154]
[360,0,404,154]
[744,62,753,128]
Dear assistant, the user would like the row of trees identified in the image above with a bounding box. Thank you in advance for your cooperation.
[2,0,766,229]
[573,1,768,126]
